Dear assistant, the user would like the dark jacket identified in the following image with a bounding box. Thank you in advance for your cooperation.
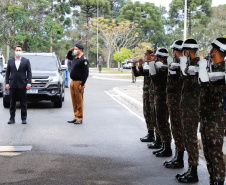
[6,57,32,88]
[67,51,89,86]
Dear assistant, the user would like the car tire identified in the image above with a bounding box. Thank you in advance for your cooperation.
[62,88,65,102]
[54,94,62,108]
[0,92,2,97]
[3,96,10,108]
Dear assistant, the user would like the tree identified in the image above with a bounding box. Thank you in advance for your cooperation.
[90,17,139,68]
[108,0,129,18]
[120,1,166,46]
[131,42,153,58]
[168,0,212,36]
[69,0,110,58]
[44,0,71,52]
[113,47,132,71]
[0,0,72,60]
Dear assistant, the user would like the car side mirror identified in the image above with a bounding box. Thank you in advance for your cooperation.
[60,65,67,71]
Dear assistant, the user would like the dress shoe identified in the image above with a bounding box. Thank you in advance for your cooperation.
[22,120,27,124]
[74,120,82,124]
[8,119,15,124]
[177,166,199,183]
[140,130,155,142]
[68,120,77,123]
[155,143,172,157]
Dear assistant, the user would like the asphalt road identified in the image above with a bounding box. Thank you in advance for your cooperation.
[0,72,210,185]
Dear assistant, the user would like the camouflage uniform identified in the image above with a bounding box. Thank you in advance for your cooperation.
[152,60,171,143]
[132,66,156,133]
[199,61,226,182]
[166,58,185,152]
[143,76,154,131]
[180,57,200,166]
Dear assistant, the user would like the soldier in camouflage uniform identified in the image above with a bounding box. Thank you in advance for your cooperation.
[149,48,172,157]
[176,39,200,183]
[164,40,185,168]
[132,50,158,143]
[199,37,226,185]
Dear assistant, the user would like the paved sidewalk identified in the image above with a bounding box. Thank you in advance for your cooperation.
[114,84,226,163]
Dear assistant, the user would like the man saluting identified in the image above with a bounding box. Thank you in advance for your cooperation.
[67,44,89,124]
[6,45,32,124]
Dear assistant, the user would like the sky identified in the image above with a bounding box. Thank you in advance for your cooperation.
[132,0,225,9]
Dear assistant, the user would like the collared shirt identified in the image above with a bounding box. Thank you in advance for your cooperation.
[65,59,68,66]
[15,57,21,70]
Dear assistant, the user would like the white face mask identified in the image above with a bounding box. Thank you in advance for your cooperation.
[15,51,22,57]
[73,50,78,56]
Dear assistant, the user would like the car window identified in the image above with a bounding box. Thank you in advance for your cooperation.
[23,55,58,71]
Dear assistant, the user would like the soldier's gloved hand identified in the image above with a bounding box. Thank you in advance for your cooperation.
[223,95,226,113]
[184,67,189,75]
[155,61,163,69]
[169,63,180,70]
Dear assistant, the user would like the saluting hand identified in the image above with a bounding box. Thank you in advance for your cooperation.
[70,47,75,52]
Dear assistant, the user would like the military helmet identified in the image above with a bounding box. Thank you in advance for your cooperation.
[211,37,226,53]
[155,47,169,58]
[182,38,198,50]
[171,40,183,51]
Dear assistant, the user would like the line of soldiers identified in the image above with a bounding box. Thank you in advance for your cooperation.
[131,37,226,185]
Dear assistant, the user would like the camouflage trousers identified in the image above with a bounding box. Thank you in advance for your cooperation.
[143,89,159,136]
[154,93,171,143]
[200,113,225,182]
[180,98,199,166]
[167,93,185,151]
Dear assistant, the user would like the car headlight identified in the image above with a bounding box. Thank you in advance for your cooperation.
[49,76,59,83]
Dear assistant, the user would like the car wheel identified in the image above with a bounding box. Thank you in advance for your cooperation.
[0,92,2,97]
[54,93,62,108]
[3,96,10,108]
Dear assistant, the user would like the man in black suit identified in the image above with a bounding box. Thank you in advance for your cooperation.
[5,45,32,124]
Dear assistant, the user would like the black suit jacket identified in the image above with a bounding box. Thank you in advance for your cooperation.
[6,57,32,88]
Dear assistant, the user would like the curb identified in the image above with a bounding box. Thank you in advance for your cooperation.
[113,87,143,107]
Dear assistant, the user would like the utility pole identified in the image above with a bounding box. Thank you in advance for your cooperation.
[184,0,187,40]
[97,0,99,67]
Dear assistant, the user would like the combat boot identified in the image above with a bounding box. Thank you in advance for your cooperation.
[153,143,164,155]
[178,165,199,183]
[140,130,155,142]
[148,137,162,149]
[213,182,224,185]
[164,150,184,168]
[155,142,172,157]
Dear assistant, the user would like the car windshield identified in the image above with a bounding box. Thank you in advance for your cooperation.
[23,55,58,71]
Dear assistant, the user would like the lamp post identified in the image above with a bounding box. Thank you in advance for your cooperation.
[184,0,187,41]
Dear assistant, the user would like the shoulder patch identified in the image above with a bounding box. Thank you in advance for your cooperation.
[84,61,88,65]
